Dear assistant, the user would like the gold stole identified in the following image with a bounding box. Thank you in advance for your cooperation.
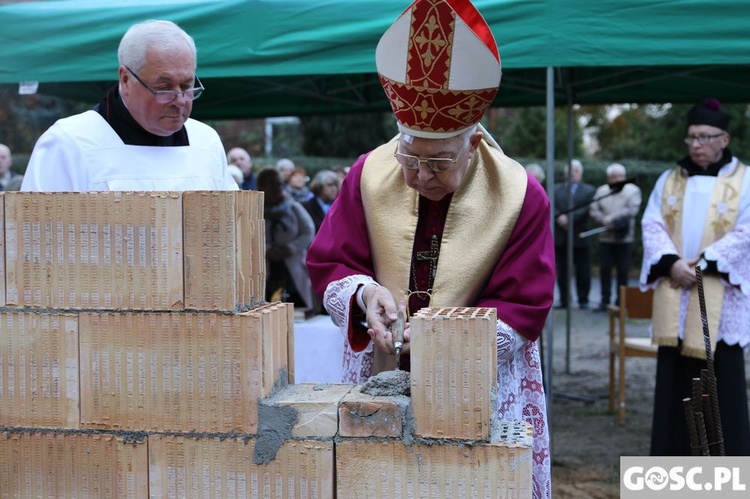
[361,139,527,372]
[652,163,746,359]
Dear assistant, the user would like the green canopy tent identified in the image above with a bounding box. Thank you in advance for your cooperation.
[2,0,750,120]
[2,0,750,415]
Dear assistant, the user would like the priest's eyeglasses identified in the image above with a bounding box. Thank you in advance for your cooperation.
[125,67,204,104]
[684,133,725,145]
[394,143,465,173]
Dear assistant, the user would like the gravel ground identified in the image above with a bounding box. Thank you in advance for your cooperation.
[547,303,750,498]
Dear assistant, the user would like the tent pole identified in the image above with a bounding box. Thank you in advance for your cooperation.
[565,83,574,374]
[558,79,598,404]
[544,66,555,423]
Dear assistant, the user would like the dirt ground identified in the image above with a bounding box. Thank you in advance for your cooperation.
[547,304,750,498]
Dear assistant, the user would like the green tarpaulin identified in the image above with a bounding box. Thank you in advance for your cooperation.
[1,0,750,119]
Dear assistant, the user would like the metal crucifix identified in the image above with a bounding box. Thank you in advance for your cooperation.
[416,234,440,289]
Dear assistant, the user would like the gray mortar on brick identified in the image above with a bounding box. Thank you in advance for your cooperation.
[490,384,499,441]
[357,369,503,445]
[399,396,415,446]
[254,402,298,464]
[253,367,295,464]
[272,367,290,393]
[360,369,411,396]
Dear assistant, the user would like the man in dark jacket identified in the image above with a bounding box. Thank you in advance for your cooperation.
[554,159,596,309]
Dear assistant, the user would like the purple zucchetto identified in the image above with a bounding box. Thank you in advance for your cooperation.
[687,98,730,130]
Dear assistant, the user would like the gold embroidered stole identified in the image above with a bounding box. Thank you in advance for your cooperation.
[652,163,746,359]
[361,139,527,371]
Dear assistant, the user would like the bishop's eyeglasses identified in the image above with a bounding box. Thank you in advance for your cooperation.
[125,66,204,104]
[684,133,725,145]
[393,143,466,173]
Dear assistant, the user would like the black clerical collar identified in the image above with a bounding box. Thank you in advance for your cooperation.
[677,148,732,177]
[94,86,189,146]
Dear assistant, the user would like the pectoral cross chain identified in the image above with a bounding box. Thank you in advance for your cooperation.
[407,235,441,316]
[415,234,440,288]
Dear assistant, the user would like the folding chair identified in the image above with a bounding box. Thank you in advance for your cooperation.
[608,285,657,425]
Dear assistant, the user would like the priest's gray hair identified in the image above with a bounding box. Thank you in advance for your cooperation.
[118,20,197,74]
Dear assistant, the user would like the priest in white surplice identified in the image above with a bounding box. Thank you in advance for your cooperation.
[21,20,237,192]
[640,98,750,455]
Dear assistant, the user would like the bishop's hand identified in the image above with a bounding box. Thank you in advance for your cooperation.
[362,286,410,355]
